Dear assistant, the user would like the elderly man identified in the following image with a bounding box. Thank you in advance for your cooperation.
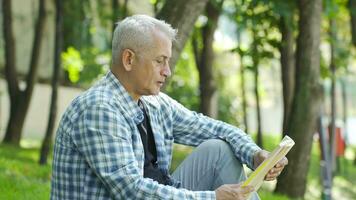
[51,15,287,200]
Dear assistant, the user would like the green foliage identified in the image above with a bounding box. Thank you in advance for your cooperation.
[61,47,84,83]
[165,43,200,111]
[62,0,113,86]
[320,55,331,79]
[321,0,353,80]
[217,93,241,126]
[63,0,91,49]
[61,46,109,86]
[78,48,110,86]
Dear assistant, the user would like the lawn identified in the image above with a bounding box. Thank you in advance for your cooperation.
[0,135,355,200]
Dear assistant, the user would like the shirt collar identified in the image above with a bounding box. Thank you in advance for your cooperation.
[105,71,144,125]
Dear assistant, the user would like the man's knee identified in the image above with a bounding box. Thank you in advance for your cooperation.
[200,139,235,157]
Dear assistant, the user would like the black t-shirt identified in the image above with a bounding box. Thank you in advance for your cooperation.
[137,100,173,186]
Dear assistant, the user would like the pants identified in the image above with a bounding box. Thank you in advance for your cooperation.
[172,139,260,200]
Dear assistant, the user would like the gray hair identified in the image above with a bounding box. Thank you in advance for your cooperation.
[112,15,177,65]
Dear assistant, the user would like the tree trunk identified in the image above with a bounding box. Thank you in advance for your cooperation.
[239,50,249,133]
[275,0,322,198]
[254,60,262,147]
[329,19,337,174]
[251,29,263,147]
[63,0,87,50]
[122,0,128,18]
[112,0,119,33]
[279,16,295,136]
[39,0,63,165]
[349,0,356,46]
[193,2,222,118]
[3,98,27,144]
[235,8,248,133]
[2,0,47,145]
[156,0,209,73]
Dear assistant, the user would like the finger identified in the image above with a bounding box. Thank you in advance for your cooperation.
[275,162,286,169]
[265,170,282,180]
[238,185,254,193]
[279,157,288,166]
[269,165,285,173]
[242,186,255,193]
[269,167,284,175]
[268,169,282,177]
[232,191,248,200]
[265,176,276,181]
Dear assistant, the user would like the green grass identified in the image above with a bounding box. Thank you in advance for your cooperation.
[0,144,51,200]
[0,135,355,200]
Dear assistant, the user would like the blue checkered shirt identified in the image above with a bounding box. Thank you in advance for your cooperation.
[51,71,261,199]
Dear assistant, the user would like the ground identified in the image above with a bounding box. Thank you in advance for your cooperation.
[0,134,355,200]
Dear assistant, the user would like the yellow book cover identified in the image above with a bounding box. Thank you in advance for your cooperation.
[242,135,295,198]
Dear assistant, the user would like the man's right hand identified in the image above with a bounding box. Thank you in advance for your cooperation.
[215,183,254,200]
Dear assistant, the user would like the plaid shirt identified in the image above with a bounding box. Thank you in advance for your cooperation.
[51,71,261,200]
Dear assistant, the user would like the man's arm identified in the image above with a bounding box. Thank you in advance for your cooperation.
[72,103,215,199]
[160,93,261,170]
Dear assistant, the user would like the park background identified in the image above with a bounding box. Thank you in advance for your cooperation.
[0,0,355,199]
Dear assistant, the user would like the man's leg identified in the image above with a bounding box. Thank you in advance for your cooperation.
[172,139,260,199]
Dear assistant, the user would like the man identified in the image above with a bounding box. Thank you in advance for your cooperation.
[51,15,287,200]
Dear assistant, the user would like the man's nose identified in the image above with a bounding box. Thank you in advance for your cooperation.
[161,62,171,77]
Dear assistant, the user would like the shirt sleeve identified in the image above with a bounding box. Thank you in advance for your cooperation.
[71,103,216,200]
[160,93,261,170]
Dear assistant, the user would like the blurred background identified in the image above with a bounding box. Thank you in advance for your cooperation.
[0,0,355,199]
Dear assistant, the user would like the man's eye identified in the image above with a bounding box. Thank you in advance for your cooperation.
[156,59,164,64]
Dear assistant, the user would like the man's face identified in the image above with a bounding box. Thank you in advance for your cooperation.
[130,30,172,97]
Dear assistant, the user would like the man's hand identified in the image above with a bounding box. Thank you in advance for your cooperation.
[253,150,288,181]
[215,183,254,200]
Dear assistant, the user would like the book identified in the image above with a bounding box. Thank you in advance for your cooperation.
[242,135,295,198]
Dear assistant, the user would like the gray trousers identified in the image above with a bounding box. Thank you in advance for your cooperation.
[172,139,260,200]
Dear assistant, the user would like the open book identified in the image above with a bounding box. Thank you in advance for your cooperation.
[242,136,295,198]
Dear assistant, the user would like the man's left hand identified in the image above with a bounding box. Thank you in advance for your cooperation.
[253,150,288,181]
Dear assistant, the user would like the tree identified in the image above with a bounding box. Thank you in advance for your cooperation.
[279,13,295,135]
[231,0,250,133]
[251,29,263,147]
[280,16,295,136]
[192,0,224,118]
[275,0,322,198]
[112,0,129,33]
[2,0,47,145]
[348,0,356,167]
[156,0,210,73]
[245,1,279,147]
[236,39,249,133]
[349,0,356,45]
[39,0,63,165]
[329,18,337,174]
[62,0,88,50]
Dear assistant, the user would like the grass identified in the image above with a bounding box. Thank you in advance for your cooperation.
[0,144,51,200]
[0,135,355,200]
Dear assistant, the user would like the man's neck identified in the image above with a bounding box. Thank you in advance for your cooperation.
[110,68,140,102]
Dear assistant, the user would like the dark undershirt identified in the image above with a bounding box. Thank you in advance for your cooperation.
[137,100,172,185]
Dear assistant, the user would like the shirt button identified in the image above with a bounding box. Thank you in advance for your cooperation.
[136,114,144,122]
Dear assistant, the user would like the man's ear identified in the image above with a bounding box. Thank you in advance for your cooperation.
[122,49,135,71]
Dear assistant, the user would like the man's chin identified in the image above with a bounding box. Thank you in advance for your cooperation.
[146,89,160,96]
